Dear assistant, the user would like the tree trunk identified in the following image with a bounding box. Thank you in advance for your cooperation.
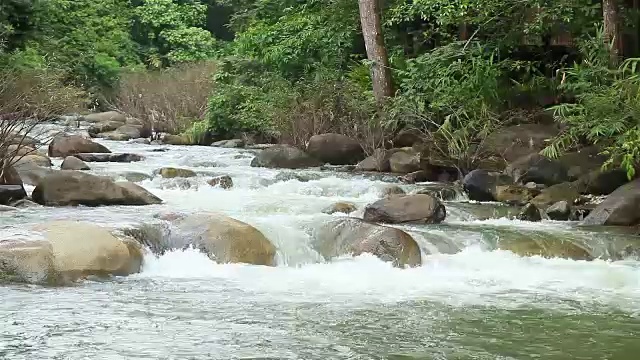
[603,0,622,65]
[358,0,394,104]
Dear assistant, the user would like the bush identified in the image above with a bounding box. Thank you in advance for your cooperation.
[543,30,640,179]
[116,61,216,136]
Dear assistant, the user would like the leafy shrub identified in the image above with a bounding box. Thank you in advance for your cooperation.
[543,30,640,179]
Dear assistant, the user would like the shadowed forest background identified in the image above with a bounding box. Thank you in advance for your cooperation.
[2,0,640,178]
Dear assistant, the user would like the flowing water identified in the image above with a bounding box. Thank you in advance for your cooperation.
[1,132,640,359]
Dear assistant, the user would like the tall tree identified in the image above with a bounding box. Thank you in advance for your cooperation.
[358,0,393,103]
[603,0,622,65]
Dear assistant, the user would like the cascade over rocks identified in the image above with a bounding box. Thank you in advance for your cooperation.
[32,171,162,206]
[49,134,111,157]
[61,156,90,170]
[251,145,322,169]
[175,213,276,266]
[364,194,446,224]
[462,169,514,202]
[314,217,422,267]
[306,133,364,165]
[581,179,640,226]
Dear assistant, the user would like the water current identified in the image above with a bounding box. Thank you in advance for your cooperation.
[1,130,639,359]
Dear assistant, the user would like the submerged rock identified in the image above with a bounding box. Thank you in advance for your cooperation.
[207,175,233,189]
[381,185,406,198]
[32,171,162,206]
[157,167,197,178]
[314,217,421,267]
[306,133,364,165]
[581,179,640,226]
[61,156,90,170]
[176,213,276,266]
[322,202,357,215]
[498,236,592,260]
[49,134,110,157]
[364,194,446,224]
[251,145,322,169]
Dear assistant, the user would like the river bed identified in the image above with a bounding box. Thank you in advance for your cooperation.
[1,138,639,359]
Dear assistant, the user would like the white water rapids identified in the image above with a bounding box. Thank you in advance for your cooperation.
[1,135,640,359]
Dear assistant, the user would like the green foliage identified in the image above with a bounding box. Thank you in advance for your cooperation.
[543,30,640,179]
[133,0,217,66]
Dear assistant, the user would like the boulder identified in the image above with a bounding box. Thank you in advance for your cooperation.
[120,172,152,182]
[516,203,543,222]
[162,134,192,145]
[530,182,581,208]
[8,134,40,147]
[306,133,364,165]
[506,153,570,186]
[83,111,126,123]
[0,185,27,205]
[207,175,233,189]
[355,148,401,172]
[314,217,422,267]
[573,169,629,195]
[481,124,559,162]
[0,205,17,212]
[401,170,429,184]
[13,165,55,186]
[546,201,571,221]
[251,145,322,169]
[364,194,446,224]
[557,146,608,180]
[177,213,276,266]
[0,164,22,185]
[322,202,357,215]
[13,154,52,168]
[35,221,142,278]
[157,167,197,178]
[493,185,540,205]
[61,156,90,170]
[49,135,111,157]
[392,128,424,148]
[7,144,39,157]
[389,148,421,174]
[581,179,640,226]
[72,153,143,163]
[212,139,244,148]
[117,181,163,205]
[462,169,513,202]
[0,240,57,284]
[98,125,142,141]
[32,170,162,206]
[88,120,125,135]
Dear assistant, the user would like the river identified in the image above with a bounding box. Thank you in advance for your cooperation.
[1,135,639,359]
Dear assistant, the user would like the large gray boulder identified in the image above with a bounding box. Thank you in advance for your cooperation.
[364,194,446,224]
[72,153,143,163]
[506,153,570,186]
[49,135,111,157]
[481,124,559,162]
[61,156,90,170]
[462,169,514,202]
[306,133,364,165]
[0,185,26,205]
[251,145,322,169]
[388,148,421,174]
[32,171,162,206]
[83,111,127,123]
[314,217,422,267]
[581,179,640,226]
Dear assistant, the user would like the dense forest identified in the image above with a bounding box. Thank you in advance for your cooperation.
[2,0,640,177]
